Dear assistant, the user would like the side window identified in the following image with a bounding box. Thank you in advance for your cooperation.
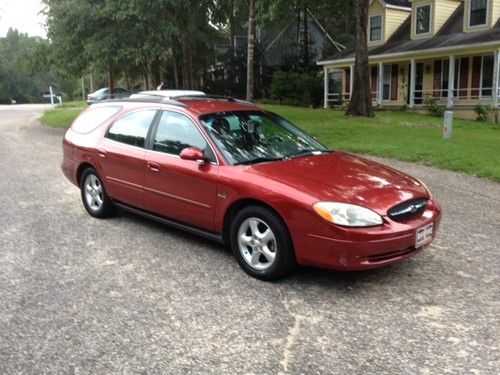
[106,110,156,148]
[153,111,215,162]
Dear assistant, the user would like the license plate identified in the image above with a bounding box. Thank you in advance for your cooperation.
[415,223,434,248]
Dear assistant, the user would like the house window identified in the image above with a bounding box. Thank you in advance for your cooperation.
[481,54,494,97]
[383,65,391,100]
[470,0,488,26]
[415,5,431,34]
[370,15,382,41]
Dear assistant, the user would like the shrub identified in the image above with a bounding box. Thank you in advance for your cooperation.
[474,104,494,122]
[269,70,322,107]
[424,96,444,117]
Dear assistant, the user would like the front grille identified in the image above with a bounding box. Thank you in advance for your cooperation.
[388,198,428,222]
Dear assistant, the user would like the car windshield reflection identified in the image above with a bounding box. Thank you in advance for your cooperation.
[200,111,328,165]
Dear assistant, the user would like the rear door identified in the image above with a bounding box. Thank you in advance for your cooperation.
[98,109,157,209]
[144,110,219,231]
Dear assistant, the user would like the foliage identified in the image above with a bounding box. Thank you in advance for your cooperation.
[262,104,500,182]
[474,104,494,122]
[424,96,444,117]
[270,70,322,107]
[0,29,61,103]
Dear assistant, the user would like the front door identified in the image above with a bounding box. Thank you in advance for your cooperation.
[144,110,218,232]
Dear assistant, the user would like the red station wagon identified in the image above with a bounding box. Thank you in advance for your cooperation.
[62,93,442,280]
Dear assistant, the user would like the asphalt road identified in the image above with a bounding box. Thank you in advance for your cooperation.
[0,104,499,374]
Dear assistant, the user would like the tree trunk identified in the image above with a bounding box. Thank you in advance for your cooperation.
[346,0,374,117]
[172,48,180,89]
[246,0,256,101]
[303,3,309,67]
[229,0,235,88]
[108,63,115,96]
[180,36,189,89]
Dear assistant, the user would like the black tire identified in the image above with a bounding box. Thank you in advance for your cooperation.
[80,167,115,218]
[230,205,295,281]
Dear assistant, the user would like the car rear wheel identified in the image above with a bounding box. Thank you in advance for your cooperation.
[80,168,115,218]
[230,206,295,281]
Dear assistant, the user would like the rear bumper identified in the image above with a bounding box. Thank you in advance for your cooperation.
[289,202,442,270]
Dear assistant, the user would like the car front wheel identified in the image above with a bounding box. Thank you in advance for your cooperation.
[230,205,295,281]
[80,168,115,218]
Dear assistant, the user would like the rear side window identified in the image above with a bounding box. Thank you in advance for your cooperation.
[106,110,157,148]
[71,106,121,134]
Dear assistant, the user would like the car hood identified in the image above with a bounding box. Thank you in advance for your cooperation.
[247,152,429,215]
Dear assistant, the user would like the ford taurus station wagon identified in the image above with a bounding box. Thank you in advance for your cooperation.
[62,94,442,280]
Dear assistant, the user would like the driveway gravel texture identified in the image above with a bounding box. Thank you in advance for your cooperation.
[0,104,498,374]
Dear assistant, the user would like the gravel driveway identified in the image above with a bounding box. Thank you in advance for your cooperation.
[1,104,498,374]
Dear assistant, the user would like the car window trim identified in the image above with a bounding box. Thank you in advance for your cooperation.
[148,109,220,166]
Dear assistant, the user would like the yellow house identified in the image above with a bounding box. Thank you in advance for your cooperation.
[318,0,500,119]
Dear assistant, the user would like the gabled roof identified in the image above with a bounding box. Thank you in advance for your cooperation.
[319,3,500,64]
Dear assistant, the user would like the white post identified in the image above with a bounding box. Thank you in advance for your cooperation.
[378,62,384,107]
[349,65,354,100]
[447,55,455,109]
[81,77,85,100]
[49,86,54,105]
[409,59,416,108]
[324,67,329,109]
[492,50,499,108]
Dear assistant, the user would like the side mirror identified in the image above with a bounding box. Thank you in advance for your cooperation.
[180,147,206,162]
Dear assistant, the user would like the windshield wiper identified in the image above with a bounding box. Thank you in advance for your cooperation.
[234,157,283,165]
[285,149,324,159]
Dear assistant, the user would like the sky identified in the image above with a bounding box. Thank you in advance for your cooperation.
[0,0,47,38]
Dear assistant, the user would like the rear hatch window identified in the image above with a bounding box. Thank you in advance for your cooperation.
[71,106,122,134]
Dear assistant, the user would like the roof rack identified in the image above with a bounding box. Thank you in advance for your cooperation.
[99,97,187,107]
[171,95,255,106]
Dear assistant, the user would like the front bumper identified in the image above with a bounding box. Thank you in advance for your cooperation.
[289,201,442,271]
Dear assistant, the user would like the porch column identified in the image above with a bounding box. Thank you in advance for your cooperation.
[349,65,354,100]
[492,50,499,108]
[323,67,329,109]
[409,59,416,108]
[378,62,384,107]
[447,55,455,109]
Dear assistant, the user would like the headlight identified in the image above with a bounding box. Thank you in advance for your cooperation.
[313,202,383,227]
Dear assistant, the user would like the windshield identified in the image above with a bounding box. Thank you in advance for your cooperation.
[200,111,327,165]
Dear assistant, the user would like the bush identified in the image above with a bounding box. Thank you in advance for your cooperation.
[424,96,444,117]
[269,70,323,107]
[474,104,494,122]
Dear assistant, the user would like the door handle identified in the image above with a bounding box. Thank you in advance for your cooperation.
[97,150,107,158]
[147,161,160,172]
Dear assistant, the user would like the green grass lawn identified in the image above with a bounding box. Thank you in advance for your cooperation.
[40,101,499,182]
[40,101,86,129]
[262,105,500,182]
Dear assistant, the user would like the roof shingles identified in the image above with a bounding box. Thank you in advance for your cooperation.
[323,4,500,62]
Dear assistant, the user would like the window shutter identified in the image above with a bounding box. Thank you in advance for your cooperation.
[345,68,350,98]
[391,64,398,101]
[433,60,442,97]
[471,56,482,98]
[371,66,377,100]
[459,57,469,99]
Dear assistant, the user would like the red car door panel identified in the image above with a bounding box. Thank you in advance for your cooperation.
[99,139,145,208]
[144,152,218,231]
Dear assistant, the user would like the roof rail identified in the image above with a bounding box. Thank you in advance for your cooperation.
[172,94,256,106]
[100,97,187,107]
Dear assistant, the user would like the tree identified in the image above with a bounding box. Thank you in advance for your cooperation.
[346,0,373,117]
[246,0,257,101]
